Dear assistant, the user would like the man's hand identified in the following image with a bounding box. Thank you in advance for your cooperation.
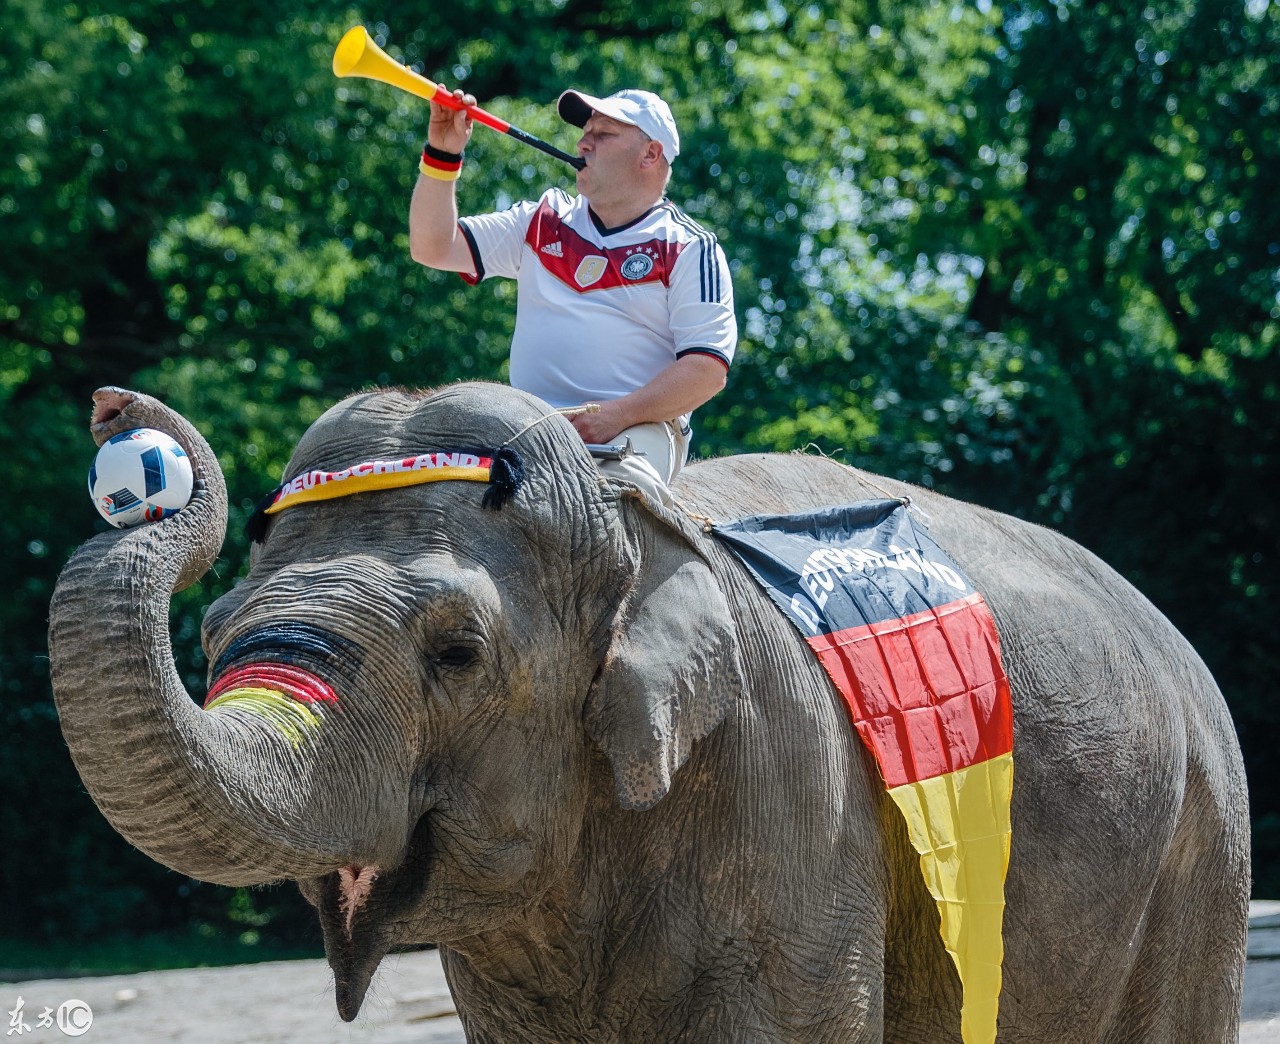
[429,86,476,154]
[569,400,632,444]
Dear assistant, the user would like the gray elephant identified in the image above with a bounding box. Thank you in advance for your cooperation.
[49,383,1249,1043]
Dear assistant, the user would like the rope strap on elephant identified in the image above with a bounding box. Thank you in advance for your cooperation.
[714,500,1013,1044]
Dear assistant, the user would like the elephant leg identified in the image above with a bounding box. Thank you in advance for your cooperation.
[1098,758,1250,1044]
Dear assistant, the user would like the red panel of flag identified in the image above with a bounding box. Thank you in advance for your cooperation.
[806,593,1013,788]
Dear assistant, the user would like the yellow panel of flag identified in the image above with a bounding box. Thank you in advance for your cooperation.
[888,752,1014,1043]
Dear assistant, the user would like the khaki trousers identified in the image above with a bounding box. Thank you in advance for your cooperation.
[596,419,689,507]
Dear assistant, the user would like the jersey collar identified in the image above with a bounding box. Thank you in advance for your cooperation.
[587,198,668,236]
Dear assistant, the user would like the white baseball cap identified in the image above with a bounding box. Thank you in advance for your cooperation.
[557,89,680,161]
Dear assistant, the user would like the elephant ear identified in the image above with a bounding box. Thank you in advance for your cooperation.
[585,495,746,810]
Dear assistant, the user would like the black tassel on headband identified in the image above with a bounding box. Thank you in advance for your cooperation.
[482,446,525,511]
[244,483,284,544]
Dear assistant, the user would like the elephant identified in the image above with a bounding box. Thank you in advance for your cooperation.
[49,382,1249,1043]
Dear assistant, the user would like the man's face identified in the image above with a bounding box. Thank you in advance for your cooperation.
[575,112,653,204]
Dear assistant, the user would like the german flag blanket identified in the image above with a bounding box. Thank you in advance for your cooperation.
[714,499,1013,1044]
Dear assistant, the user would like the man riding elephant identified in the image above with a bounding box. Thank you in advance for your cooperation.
[409,84,736,506]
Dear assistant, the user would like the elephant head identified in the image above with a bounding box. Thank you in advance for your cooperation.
[49,382,745,1018]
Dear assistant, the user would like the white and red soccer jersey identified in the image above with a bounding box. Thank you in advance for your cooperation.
[458,189,736,410]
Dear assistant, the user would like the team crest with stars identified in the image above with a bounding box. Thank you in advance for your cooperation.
[620,247,658,280]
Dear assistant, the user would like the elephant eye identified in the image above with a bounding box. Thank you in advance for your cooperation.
[432,644,478,670]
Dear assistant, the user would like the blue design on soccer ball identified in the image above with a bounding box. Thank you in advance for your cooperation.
[88,428,194,528]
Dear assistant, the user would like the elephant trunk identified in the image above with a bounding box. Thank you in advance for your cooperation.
[49,389,339,885]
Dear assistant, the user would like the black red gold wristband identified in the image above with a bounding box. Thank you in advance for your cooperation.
[420,142,464,181]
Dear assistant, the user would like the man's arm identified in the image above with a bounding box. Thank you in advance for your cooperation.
[409,88,478,273]
[568,354,728,444]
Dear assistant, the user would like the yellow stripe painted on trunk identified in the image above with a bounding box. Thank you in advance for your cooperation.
[204,686,323,748]
[887,752,1014,1044]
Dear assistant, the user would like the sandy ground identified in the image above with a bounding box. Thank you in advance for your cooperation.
[5,903,1280,1042]
[0,948,459,1043]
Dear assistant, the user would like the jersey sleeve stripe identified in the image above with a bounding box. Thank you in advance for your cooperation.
[676,347,732,369]
[668,208,725,305]
[458,221,485,283]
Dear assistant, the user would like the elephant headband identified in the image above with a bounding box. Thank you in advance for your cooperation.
[244,446,525,543]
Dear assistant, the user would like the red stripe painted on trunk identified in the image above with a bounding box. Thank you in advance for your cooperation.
[807,594,1012,787]
[204,663,338,708]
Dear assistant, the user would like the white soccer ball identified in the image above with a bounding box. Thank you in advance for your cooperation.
[88,428,194,528]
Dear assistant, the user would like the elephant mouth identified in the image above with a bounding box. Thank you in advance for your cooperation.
[311,813,436,1021]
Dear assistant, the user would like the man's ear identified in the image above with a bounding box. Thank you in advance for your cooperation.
[585,496,746,810]
[640,138,664,171]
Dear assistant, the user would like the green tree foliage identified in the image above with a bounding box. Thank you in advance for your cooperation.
[1,0,1276,956]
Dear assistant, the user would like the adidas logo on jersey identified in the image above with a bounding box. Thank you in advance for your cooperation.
[540,241,564,257]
